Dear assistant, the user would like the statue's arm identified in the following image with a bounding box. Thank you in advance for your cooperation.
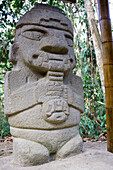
[67,72,84,113]
[4,71,38,115]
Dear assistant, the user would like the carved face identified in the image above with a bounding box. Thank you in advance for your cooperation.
[16,6,76,73]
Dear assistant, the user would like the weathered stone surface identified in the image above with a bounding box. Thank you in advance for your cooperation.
[4,3,84,166]
[13,138,49,166]
[10,126,79,154]
[56,134,83,159]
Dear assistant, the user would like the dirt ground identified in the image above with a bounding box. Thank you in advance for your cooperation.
[0,142,13,157]
[0,141,113,170]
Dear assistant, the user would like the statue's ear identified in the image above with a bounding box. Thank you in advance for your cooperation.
[9,43,19,65]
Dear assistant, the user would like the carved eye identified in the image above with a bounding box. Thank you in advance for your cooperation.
[22,30,45,41]
[65,35,73,47]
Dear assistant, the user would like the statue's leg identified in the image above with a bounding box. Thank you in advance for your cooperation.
[56,134,83,159]
[13,137,49,166]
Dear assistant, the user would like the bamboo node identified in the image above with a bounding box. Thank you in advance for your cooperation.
[106,107,113,109]
[102,40,113,43]
[99,17,111,22]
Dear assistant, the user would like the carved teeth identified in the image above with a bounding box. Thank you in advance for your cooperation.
[48,76,63,81]
[48,71,64,77]
[47,71,64,81]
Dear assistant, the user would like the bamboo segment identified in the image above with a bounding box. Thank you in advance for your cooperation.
[106,108,113,152]
[102,42,113,64]
[97,0,113,152]
[100,20,112,42]
[104,65,113,88]
[105,87,113,107]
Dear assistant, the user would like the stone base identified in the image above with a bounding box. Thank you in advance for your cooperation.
[12,133,82,166]
[1,142,113,170]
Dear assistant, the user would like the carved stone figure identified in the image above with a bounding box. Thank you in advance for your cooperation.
[4,4,84,166]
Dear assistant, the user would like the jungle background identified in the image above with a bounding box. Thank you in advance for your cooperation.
[0,0,113,140]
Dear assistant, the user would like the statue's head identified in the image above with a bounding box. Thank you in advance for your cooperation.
[10,4,76,73]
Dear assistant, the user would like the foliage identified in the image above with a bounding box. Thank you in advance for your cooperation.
[0,0,106,139]
[73,0,106,138]
[0,67,10,138]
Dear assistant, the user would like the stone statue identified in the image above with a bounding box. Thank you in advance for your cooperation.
[4,4,84,166]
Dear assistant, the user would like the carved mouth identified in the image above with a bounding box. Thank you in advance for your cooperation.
[42,99,69,124]
[49,58,63,61]
[49,56,64,61]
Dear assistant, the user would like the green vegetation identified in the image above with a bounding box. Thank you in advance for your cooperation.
[0,0,106,139]
[75,36,106,138]
[72,1,106,138]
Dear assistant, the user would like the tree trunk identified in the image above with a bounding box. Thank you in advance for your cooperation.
[84,0,105,97]
[97,0,113,153]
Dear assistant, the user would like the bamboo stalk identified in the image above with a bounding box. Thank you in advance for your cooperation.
[97,0,113,152]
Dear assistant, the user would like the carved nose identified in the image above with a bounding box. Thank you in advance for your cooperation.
[39,37,68,54]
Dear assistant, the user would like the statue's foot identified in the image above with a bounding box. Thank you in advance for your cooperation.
[13,138,49,166]
[56,134,83,159]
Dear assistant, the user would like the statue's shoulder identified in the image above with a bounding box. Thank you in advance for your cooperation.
[5,70,27,93]
[67,71,83,88]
